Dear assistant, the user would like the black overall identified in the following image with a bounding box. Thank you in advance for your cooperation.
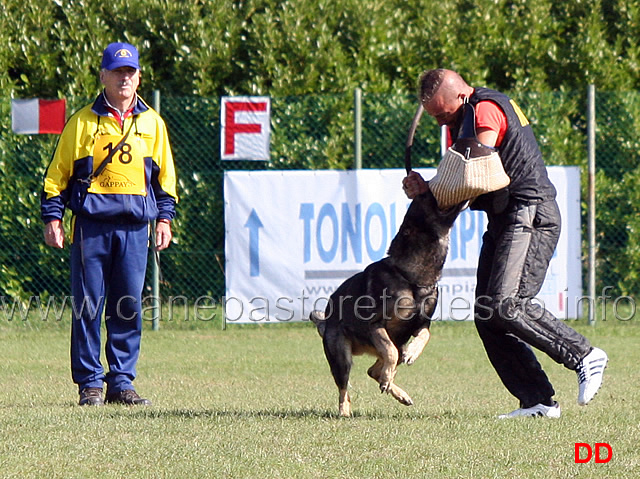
[459,88,591,407]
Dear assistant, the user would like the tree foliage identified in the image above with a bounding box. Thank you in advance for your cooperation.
[4,0,640,99]
[2,0,640,297]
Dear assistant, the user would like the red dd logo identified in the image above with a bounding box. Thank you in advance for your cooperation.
[574,443,613,463]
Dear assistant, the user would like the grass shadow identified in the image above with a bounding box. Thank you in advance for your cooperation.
[101,406,463,421]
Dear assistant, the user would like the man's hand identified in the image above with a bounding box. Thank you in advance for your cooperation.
[44,220,65,248]
[402,171,428,199]
[155,220,173,251]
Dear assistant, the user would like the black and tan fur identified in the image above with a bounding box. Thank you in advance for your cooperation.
[310,189,463,417]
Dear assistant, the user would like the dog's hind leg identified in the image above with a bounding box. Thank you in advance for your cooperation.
[367,358,384,382]
[309,310,326,338]
[402,326,431,365]
[338,388,351,417]
[367,358,413,407]
[369,326,399,393]
[323,332,353,417]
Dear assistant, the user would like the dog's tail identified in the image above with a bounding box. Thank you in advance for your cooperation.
[309,310,326,338]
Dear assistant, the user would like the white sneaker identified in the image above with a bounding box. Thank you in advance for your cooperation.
[576,347,608,406]
[498,402,561,419]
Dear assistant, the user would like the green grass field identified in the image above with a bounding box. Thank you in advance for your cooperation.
[0,312,638,478]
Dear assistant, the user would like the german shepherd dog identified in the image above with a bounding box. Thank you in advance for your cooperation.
[310,189,463,416]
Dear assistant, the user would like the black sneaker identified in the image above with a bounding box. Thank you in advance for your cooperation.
[79,387,104,406]
[105,389,152,406]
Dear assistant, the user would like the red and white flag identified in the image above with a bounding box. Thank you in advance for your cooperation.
[11,98,66,134]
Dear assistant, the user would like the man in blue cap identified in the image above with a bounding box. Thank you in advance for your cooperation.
[42,42,178,406]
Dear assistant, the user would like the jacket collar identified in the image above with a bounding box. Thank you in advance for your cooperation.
[91,91,149,118]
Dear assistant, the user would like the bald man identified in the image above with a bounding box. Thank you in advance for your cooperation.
[403,69,607,419]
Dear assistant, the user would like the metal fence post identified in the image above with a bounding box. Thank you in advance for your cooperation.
[354,88,362,169]
[152,89,161,331]
[587,84,596,325]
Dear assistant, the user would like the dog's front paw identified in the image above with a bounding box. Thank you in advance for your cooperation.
[402,334,429,365]
[402,344,420,365]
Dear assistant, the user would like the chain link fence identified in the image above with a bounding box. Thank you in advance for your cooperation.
[1,89,638,312]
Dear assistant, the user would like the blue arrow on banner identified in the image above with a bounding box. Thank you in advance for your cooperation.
[244,209,264,277]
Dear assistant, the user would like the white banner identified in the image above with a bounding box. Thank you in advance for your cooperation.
[224,167,582,323]
[220,96,271,161]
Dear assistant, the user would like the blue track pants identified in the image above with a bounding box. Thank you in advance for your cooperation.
[70,216,149,393]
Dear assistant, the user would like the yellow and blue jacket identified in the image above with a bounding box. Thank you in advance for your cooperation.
[41,93,178,224]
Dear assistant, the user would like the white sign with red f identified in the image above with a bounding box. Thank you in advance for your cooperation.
[221,96,271,161]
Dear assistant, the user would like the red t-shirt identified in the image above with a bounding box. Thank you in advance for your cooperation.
[475,100,507,146]
[445,100,508,147]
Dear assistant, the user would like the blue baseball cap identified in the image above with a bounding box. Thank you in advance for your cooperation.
[101,42,140,70]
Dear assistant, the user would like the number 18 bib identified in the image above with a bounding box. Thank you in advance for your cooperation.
[89,134,147,196]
